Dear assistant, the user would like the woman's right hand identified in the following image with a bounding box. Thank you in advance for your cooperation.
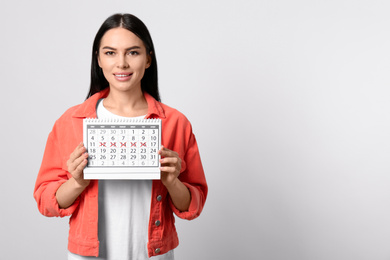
[56,143,90,209]
[67,142,90,188]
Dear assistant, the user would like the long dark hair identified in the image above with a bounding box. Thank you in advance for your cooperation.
[86,13,160,101]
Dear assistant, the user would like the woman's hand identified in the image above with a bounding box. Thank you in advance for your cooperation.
[56,143,90,209]
[158,146,182,188]
[67,142,90,188]
[158,146,190,211]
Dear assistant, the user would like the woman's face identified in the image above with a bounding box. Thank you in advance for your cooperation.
[98,27,151,94]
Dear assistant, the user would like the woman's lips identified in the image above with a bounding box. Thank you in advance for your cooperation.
[114,73,132,81]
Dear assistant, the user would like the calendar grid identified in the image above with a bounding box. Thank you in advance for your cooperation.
[83,119,161,179]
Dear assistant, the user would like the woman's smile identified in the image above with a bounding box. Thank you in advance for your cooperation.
[113,72,133,81]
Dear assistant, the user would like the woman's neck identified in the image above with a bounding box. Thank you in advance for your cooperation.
[103,87,148,117]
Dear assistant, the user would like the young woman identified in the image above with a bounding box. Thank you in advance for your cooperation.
[34,13,208,260]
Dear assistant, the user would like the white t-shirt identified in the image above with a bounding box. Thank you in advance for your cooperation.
[68,99,174,260]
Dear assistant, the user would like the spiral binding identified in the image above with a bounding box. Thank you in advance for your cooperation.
[84,118,161,124]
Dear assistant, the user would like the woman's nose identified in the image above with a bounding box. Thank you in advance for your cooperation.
[117,55,129,69]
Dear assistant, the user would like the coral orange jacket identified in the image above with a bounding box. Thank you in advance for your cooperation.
[34,89,208,257]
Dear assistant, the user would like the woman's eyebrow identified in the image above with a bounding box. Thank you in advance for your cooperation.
[101,46,141,51]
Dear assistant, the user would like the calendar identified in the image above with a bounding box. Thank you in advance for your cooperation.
[83,118,161,179]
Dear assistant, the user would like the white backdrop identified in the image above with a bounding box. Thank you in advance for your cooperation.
[1,0,390,259]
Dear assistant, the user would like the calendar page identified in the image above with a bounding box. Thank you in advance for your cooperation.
[83,118,161,179]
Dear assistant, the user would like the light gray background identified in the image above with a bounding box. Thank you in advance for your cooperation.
[1,0,390,259]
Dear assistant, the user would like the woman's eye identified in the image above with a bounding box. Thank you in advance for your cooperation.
[128,51,139,56]
[105,51,115,55]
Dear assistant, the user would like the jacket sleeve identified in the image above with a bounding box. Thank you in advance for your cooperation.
[169,125,208,220]
[33,125,80,217]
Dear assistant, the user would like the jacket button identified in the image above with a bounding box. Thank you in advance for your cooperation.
[155,248,161,254]
[157,195,162,201]
[155,220,161,226]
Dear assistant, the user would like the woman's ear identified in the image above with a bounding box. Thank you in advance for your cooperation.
[96,51,101,68]
[146,52,152,69]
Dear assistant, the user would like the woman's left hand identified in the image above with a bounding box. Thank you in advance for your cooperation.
[158,146,191,211]
[158,146,182,188]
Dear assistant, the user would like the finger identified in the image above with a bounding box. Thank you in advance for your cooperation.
[160,165,177,173]
[69,152,88,173]
[72,155,88,179]
[69,143,86,162]
[74,157,88,176]
[158,145,171,153]
[158,146,178,158]
[158,145,166,155]
[160,157,180,166]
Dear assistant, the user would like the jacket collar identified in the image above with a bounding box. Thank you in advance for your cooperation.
[72,88,166,119]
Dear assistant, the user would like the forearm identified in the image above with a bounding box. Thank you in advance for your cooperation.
[165,178,191,212]
[55,177,88,209]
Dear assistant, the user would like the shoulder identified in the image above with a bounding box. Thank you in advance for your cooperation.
[54,91,104,125]
[50,99,91,136]
[145,92,190,126]
[55,103,83,124]
[55,89,107,125]
[160,102,191,126]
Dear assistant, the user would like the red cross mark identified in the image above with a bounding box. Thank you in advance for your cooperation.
[99,142,106,147]
[140,142,147,147]
[110,142,117,147]
[131,142,137,147]
[120,142,127,147]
